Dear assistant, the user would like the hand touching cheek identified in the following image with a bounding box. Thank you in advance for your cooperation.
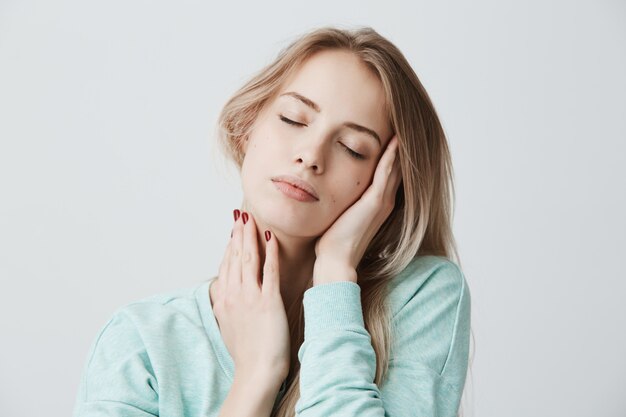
[313,134,401,285]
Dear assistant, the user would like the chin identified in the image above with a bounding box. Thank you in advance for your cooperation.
[246,194,323,237]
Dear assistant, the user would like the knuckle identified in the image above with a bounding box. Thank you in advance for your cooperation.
[223,296,235,309]
[213,298,224,313]
[242,251,252,263]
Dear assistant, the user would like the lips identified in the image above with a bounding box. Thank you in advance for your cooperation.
[270,175,319,200]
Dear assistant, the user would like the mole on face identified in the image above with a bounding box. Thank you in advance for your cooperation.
[357,181,360,186]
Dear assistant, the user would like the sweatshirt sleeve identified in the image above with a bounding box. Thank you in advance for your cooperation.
[295,260,471,417]
[72,309,160,417]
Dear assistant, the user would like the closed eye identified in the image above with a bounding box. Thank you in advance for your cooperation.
[279,115,305,127]
[342,145,365,160]
[278,114,366,160]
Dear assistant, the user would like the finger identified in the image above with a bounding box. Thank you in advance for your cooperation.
[262,229,280,297]
[370,134,399,198]
[217,237,232,294]
[227,209,244,292]
[241,211,261,289]
[383,150,402,209]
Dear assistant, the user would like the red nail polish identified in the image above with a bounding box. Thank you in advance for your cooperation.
[242,212,249,224]
[233,209,240,221]
[265,230,271,241]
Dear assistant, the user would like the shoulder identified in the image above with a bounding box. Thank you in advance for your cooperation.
[109,281,205,327]
[387,255,469,319]
[81,280,210,361]
[75,280,215,411]
[385,255,471,379]
[82,280,209,376]
[122,282,200,307]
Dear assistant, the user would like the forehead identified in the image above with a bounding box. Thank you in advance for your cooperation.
[277,50,392,144]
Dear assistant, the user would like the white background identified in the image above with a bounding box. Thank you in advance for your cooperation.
[1,1,624,416]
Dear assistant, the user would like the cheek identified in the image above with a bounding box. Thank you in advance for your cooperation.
[248,128,284,160]
[240,132,285,197]
[240,144,262,196]
[350,165,375,196]
[242,133,277,170]
[327,172,371,212]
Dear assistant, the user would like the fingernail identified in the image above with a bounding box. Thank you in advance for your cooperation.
[242,212,249,224]
[233,209,240,221]
[264,230,271,241]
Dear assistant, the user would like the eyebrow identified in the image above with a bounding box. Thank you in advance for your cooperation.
[279,91,381,146]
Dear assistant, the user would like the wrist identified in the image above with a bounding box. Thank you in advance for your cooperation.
[313,257,357,285]
[220,372,281,417]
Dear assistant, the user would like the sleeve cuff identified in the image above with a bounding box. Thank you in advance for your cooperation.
[302,281,365,339]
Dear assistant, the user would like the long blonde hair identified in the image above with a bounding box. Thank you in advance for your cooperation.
[215,25,474,417]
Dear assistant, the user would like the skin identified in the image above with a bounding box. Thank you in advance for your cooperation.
[211,49,402,414]
[215,49,394,306]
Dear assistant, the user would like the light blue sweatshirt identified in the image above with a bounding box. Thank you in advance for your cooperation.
[72,255,471,416]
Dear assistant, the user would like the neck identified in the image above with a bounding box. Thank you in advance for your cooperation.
[237,199,319,314]
[253,220,317,314]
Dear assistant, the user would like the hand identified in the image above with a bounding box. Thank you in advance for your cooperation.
[313,134,402,284]
[211,210,291,386]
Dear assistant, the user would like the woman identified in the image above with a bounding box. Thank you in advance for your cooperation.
[73,26,472,417]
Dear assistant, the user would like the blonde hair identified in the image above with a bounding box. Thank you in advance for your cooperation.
[215,25,474,417]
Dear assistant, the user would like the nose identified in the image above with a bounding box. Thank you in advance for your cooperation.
[296,155,321,172]
[295,136,326,174]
